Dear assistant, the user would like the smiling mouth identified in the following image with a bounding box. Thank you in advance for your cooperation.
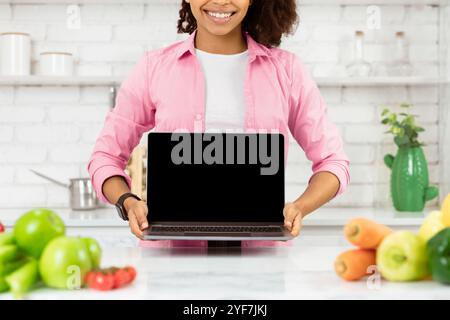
[204,10,236,21]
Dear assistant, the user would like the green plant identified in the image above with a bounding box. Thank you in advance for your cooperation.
[381,103,425,148]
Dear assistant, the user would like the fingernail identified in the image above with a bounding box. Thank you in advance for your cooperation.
[141,222,148,229]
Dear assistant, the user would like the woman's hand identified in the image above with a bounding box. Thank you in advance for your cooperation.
[124,197,149,239]
[283,202,303,237]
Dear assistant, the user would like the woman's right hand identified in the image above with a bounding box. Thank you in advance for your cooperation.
[124,197,149,239]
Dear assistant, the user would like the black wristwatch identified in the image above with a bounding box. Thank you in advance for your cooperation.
[115,193,141,221]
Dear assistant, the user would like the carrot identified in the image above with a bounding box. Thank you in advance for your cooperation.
[334,249,376,281]
[344,217,392,249]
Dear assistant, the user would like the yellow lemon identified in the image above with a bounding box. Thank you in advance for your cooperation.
[442,194,450,227]
[418,211,446,242]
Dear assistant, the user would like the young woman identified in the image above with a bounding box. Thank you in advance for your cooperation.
[88,0,350,243]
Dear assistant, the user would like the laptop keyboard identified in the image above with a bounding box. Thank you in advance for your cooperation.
[150,225,283,233]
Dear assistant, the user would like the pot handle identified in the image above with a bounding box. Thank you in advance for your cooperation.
[29,169,70,188]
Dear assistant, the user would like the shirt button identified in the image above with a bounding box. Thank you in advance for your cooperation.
[195,114,202,120]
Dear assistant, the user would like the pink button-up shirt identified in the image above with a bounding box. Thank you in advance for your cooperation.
[87,31,350,247]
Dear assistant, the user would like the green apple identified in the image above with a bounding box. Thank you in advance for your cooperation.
[13,208,65,258]
[39,236,92,289]
[377,231,429,282]
[419,211,446,242]
[0,232,14,246]
[81,237,102,269]
[5,259,39,299]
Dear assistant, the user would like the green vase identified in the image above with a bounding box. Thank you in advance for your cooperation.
[384,146,438,212]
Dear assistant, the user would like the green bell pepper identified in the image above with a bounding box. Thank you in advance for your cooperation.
[5,259,39,299]
[0,245,19,264]
[0,277,8,293]
[427,227,450,284]
[0,258,28,276]
[0,259,29,293]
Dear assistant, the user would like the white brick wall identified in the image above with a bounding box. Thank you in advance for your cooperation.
[47,25,113,42]
[0,126,14,142]
[82,4,145,22]
[0,2,443,209]
[0,5,12,20]
[0,87,14,103]
[12,4,68,22]
[16,124,80,143]
[0,166,14,184]
[15,87,80,104]
[0,146,47,164]
[0,106,46,123]
[441,3,450,199]
[48,105,109,123]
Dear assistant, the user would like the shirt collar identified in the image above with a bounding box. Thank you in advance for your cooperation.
[176,29,270,61]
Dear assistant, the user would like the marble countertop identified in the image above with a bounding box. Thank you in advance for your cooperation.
[0,207,432,228]
[1,237,449,300]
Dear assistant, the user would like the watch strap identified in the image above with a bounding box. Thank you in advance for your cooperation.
[116,193,141,221]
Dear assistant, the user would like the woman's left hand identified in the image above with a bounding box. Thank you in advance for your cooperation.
[283,202,304,237]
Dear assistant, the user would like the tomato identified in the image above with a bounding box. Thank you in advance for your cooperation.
[85,266,137,291]
[84,271,96,287]
[113,269,131,288]
[90,272,114,291]
[124,266,137,282]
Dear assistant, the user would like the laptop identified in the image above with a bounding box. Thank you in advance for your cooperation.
[143,132,293,241]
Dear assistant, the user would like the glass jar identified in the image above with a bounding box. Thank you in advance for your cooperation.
[389,31,414,77]
[346,31,372,77]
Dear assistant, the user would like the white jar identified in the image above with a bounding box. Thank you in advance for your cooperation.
[0,32,31,76]
[39,52,74,76]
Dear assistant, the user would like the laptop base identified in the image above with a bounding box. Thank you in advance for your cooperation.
[207,240,242,247]
[143,222,293,241]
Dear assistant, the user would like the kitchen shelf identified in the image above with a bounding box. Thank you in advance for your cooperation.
[315,76,445,87]
[0,75,445,87]
[0,75,121,87]
[0,0,443,5]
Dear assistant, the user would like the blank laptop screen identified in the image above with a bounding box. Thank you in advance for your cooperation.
[147,133,285,223]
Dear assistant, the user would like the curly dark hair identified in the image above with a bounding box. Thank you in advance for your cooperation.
[177,0,299,47]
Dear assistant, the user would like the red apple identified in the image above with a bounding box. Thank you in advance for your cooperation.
[0,221,4,233]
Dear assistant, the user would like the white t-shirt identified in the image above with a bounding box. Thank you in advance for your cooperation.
[195,48,248,132]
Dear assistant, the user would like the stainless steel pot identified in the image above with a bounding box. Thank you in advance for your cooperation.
[30,169,100,210]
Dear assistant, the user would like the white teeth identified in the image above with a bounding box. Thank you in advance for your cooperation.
[207,11,232,19]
